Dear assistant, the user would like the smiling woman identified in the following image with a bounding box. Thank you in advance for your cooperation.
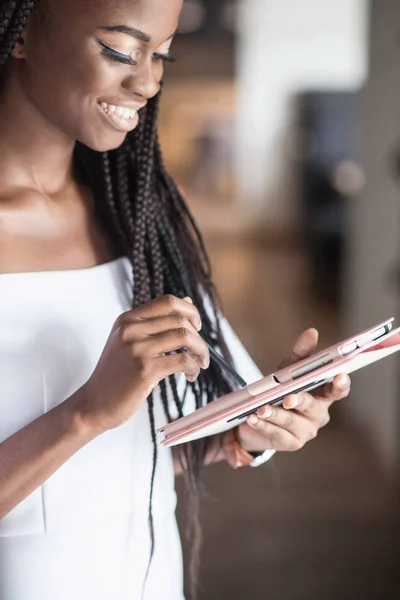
[0,1,351,600]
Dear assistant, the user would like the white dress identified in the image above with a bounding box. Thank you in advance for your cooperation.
[0,257,265,600]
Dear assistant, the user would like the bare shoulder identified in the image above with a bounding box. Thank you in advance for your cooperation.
[0,186,44,234]
[0,182,116,273]
[0,185,44,210]
[0,187,46,273]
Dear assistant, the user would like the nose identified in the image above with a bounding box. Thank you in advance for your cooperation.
[122,59,161,101]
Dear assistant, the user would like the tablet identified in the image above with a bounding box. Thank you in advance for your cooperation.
[157,318,400,447]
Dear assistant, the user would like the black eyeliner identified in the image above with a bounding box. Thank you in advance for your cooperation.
[153,52,177,64]
[97,39,176,66]
[97,39,136,65]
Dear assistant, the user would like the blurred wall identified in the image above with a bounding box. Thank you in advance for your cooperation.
[235,0,369,233]
[345,0,400,477]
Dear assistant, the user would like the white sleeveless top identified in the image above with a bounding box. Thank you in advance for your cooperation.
[0,257,263,600]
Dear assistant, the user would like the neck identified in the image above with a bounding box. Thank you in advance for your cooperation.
[0,68,77,197]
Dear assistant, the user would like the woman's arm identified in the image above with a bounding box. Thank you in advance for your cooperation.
[0,388,94,519]
[0,295,211,519]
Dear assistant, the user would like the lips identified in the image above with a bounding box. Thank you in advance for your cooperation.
[97,101,139,133]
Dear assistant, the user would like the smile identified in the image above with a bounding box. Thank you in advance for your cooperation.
[100,102,137,120]
[97,101,139,133]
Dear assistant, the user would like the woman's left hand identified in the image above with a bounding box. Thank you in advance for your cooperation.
[238,328,351,454]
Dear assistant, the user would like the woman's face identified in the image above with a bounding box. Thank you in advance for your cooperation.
[12,0,182,151]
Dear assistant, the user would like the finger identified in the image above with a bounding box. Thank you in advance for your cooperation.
[135,328,210,368]
[279,328,319,368]
[122,295,202,332]
[255,402,316,440]
[156,351,202,383]
[283,392,318,414]
[316,374,351,403]
[283,392,331,428]
[245,416,308,452]
[121,314,199,341]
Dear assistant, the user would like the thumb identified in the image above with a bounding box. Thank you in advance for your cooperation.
[279,328,319,368]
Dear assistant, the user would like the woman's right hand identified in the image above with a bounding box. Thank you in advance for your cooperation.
[74,295,209,435]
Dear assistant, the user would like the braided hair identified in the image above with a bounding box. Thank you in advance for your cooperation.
[0,1,236,596]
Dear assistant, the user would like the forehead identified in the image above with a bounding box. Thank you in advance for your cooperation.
[44,0,182,41]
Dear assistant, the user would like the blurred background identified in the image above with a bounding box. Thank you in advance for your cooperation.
[158,1,400,598]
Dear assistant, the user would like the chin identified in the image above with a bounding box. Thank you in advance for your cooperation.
[78,130,130,153]
[73,111,140,152]
[90,136,128,153]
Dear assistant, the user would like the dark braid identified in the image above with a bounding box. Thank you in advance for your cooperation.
[131,95,160,306]
[115,145,134,242]
[0,2,20,65]
[0,0,33,65]
[155,136,213,280]
[101,151,130,255]
[0,2,237,597]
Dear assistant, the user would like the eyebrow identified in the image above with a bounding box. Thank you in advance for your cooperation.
[98,25,176,44]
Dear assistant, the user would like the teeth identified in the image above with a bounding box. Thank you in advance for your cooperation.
[99,102,137,120]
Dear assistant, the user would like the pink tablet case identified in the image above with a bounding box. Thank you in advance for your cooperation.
[158,319,400,447]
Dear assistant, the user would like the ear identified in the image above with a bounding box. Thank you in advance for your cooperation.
[10,31,28,60]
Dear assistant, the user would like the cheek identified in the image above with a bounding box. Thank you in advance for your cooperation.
[23,46,119,132]
[21,39,163,151]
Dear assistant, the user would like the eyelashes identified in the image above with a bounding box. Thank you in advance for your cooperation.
[98,40,176,66]
[100,42,136,66]
[153,52,177,64]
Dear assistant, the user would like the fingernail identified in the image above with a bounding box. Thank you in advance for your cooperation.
[337,375,349,389]
[183,297,193,304]
[197,319,202,331]
[259,407,272,419]
[286,396,299,409]
[248,414,259,425]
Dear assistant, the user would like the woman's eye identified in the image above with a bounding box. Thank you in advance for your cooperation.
[152,52,177,64]
[97,39,176,66]
[98,40,136,66]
